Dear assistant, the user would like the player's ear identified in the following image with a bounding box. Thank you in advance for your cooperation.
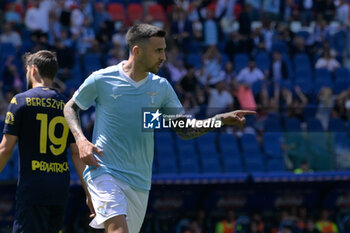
[133,45,141,56]
[31,65,38,76]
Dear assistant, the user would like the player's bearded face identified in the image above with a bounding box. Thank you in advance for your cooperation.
[144,37,166,73]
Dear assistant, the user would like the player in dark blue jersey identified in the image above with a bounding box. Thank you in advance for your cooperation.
[0,50,94,233]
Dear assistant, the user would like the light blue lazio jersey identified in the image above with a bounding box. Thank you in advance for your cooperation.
[73,61,183,191]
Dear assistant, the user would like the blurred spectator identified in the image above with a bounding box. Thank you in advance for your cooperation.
[199,45,222,85]
[77,17,96,54]
[315,209,338,233]
[0,23,22,48]
[171,8,192,52]
[294,160,313,174]
[314,0,335,22]
[206,78,234,117]
[263,0,281,21]
[299,0,314,25]
[315,50,340,72]
[332,89,350,121]
[239,4,253,36]
[336,0,349,25]
[250,221,264,233]
[280,86,308,120]
[315,87,334,130]
[290,36,312,58]
[216,0,236,34]
[215,210,236,233]
[24,0,50,33]
[223,61,236,83]
[197,2,224,46]
[177,65,200,96]
[303,218,321,233]
[225,32,254,60]
[93,2,111,34]
[236,58,265,87]
[106,43,127,67]
[80,0,93,22]
[5,2,22,25]
[70,4,84,36]
[2,56,22,93]
[309,19,331,47]
[269,51,289,81]
[262,21,275,52]
[48,10,63,45]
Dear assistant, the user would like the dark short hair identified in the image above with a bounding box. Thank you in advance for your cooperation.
[125,24,166,52]
[24,50,58,80]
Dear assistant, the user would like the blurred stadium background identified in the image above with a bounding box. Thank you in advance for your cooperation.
[1,0,350,232]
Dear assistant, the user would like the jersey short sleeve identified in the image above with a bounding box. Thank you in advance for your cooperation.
[73,73,98,110]
[3,96,24,136]
[161,79,184,117]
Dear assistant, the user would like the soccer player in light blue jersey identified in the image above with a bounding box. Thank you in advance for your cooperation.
[64,24,255,233]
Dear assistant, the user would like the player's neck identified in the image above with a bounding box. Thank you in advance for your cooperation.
[32,79,53,89]
[123,60,148,82]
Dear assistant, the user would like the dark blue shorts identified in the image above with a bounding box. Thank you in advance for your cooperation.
[12,202,65,233]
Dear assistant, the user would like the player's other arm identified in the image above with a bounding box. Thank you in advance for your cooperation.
[173,110,256,140]
[0,134,17,172]
[69,142,95,218]
[64,99,102,167]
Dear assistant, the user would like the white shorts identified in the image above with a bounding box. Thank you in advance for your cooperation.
[87,174,149,233]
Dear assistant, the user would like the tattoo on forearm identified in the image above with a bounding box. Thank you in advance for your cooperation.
[64,101,84,141]
[174,117,217,140]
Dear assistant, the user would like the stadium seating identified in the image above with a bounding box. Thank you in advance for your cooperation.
[127,3,144,25]
[219,134,243,173]
[107,3,126,23]
[263,132,283,159]
[328,118,346,132]
[255,51,270,72]
[147,4,167,24]
[266,158,286,172]
[83,53,102,77]
[234,53,249,73]
[177,138,200,174]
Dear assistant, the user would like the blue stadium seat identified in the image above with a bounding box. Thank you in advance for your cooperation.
[328,118,346,132]
[0,42,16,57]
[264,116,282,132]
[296,31,310,41]
[282,53,293,79]
[293,54,312,74]
[83,53,102,76]
[335,67,350,83]
[240,133,263,159]
[332,31,346,55]
[177,138,200,174]
[245,158,264,172]
[186,53,202,69]
[306,118,324,132]
[294,78,313,94]
[263,132,283,159]
[255,51,270,71]
[315,68,332,82]
[179,153,200,174]
[156,150,178,175]
[303,104,317,121]
[271,41,288,54]
[201,155,222,174]
[283,117,302,132]
[266,158,286,172]
[332,133,350,170]
[155,131,174,146]
[219,134,243,173]
[234,53,249,73]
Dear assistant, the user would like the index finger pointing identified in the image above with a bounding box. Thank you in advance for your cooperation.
[237,110,256,115]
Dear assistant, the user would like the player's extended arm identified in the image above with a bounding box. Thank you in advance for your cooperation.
[174,110,256,140]
[69,143,95,218]
[0,134,18,172]
[64,99,102,167]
